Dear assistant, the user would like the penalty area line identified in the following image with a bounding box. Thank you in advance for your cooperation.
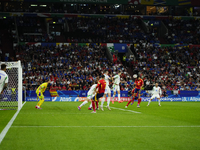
[11,125,200,128]
[0,101,26,144]
[109,106,141,114]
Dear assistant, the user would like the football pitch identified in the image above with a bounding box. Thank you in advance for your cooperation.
[0,101,200,150]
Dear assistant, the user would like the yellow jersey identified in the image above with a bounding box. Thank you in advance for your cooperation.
[36,82,48,94]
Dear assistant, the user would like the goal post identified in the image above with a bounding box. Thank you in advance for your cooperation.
[0,60,23,110]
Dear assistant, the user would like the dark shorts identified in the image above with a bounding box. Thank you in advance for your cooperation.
[134,88,141,94]
[134,96,138,100]
[92,93,104,101]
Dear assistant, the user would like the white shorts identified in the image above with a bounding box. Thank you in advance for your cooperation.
[104,86,111,94]
[112,84,120,92]
[87,92,95,99]
[151,94,160,100]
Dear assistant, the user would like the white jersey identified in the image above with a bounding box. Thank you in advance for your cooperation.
[104,74,110,87]
[87,84,97,99]
[113,75,120,85]
[0,70,8,93]
[152,86,162,95]
[88,84,97,94]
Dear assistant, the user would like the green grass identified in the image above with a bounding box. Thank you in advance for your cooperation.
[1,101,200,150]
[0,110,16,133]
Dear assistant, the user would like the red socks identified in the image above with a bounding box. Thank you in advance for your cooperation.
[92,101,96,112]
[126,100,132,106]
[137,98,141,105]
[96,101,98,109]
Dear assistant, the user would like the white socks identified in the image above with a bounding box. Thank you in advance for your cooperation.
[158,100,160,105]
[89,103,92,108]
[107,97,110,106]
[148,100,151,105]
[101,97,105,107]
[79,101,88,107]
[118,94,120,102]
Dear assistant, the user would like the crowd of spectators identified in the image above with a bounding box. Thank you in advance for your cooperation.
[164,18,200,44]
[67,17,159,44]
[129,44,200,91]
[14,44,131,91]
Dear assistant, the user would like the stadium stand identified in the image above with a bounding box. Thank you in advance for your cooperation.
[130,44,200,91]
[14,44,131,91]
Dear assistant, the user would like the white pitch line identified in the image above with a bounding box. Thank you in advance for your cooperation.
[11,125,200,128]
[0,101,26,144]
[109,106,141,114]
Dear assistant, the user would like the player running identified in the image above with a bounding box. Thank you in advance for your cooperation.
[91,76,106,113]
[35,80,52,109]
[133,75,143,107]
[125,86,142,108]
[112,71,124,103]
[147,83,162,106]
[100,70,111,111]
[78,81,97,110]
[0,64,8,102]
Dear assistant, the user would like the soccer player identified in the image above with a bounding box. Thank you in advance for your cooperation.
[147,83,162,106]
[78,81,97,110]
[133,75,143,107]
[100,70,111,111]
[0,64,8,101]
[125,86,142,108]
[91,76,106,113]
[35,80,51,109]
[112,71,123,103]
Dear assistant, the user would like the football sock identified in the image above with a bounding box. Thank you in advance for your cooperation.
[37,100,44,107]
[148,100,151,105]
[92,101,96,112]
[112,94,115,101]
[89,103,92,108]
[107,97,110,106]
[138,98,141,105]
[126,100,132,106]
[118,94,120,101]
[96,101,99,108]
[80,101,88,107]
[101,97,105,107]
[158,100,160,105]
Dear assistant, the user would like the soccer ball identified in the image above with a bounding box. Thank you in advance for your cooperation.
[133,74,137,78]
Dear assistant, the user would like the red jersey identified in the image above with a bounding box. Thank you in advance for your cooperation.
[135,79,144,89]
[96,79,106,94]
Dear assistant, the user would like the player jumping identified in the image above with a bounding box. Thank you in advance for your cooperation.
[133,75,143,107]
[100,70,111,111]
[147,83,162,106]
[35,80,52,109]
[91,76,106,113]
[112,71,124,103]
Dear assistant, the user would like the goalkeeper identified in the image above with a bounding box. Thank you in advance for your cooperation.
[35,80,51,109]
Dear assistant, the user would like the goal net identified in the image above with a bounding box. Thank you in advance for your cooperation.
[0,61,22,110]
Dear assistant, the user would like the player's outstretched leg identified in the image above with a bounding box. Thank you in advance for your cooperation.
[125,99,133,108]
[147,99,152,106]
[78,100,89,110]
